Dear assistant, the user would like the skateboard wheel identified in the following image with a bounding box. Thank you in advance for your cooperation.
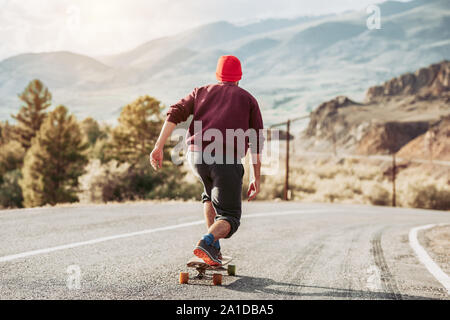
[227,264,236,276]
[179,272,189,284]
[212,273,222,286]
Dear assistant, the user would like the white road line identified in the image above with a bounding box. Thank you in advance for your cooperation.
[409,224,450,294]
[0,209,324,263]
[243,209,327,219]
[0,220,204,263]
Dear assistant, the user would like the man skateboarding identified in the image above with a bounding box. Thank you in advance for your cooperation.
[150,55,264,266]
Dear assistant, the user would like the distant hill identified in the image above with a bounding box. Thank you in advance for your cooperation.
[300,60,450,160]
[397,116,450,161]
[0,0,449,124]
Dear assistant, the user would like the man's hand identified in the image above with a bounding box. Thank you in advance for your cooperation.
[150,121,176,171]
[247,178,260,201]
[149,146,163,170]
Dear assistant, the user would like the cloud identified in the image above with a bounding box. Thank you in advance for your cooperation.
[0,0,400,60]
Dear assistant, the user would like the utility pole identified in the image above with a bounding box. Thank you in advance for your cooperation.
[392,152,396,207]
[284,120,290,201]
[269,114,309,201]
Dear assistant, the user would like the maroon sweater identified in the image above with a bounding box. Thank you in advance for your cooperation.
[167,83,264,158]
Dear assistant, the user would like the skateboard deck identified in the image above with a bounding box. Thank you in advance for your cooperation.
[182,255,234,283]
[187,255,232,271]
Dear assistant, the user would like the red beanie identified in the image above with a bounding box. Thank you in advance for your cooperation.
[216,55,242,82]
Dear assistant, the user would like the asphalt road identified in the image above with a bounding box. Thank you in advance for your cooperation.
[0,201,449,300]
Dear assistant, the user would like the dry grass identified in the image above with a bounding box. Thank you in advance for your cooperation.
[5,154,446,211]
[422,225,450,273]
[257,155,450,210]
[424,225,450,257]
[397,167,450,210]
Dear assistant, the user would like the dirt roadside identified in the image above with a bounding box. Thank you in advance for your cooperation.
[419,224,450,276]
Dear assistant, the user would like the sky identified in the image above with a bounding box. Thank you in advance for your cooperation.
[0,0,407,61]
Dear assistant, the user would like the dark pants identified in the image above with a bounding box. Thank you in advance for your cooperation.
[187,151,244,238]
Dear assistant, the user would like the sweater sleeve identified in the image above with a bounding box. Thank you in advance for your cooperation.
[166,88,197,124]
[248,96,265,154]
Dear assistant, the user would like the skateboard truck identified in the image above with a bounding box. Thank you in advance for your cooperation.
[194,266,207,279]
[194,265,226,279]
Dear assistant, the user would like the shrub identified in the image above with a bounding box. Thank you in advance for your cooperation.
[88,137,110,162]
[315,164,339,179]
[80,117,105,146]
[78,158,203,203]
[78,159,131,203]
[257,174,284,199]
[406,183,450,210]
[0,170,23,208]
[0,140,25,176]
[366,184,391,206]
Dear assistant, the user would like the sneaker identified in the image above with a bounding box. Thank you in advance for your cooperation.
[194,239,222,266]
[213,240,222,260]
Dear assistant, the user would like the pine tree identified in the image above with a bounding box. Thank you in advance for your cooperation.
[108,95,191,200]
[81,117,105,146]
[12,79,52,150]
[20,106,88,207]
[0,120,14,146]
[110,95,164,164]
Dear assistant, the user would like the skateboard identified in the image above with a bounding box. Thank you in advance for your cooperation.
[180,255,235,285]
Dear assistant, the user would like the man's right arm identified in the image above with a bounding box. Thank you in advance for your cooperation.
[166,88,197,124]
[248,153,261,201]
[248,96,264,201]
[150,88,196,170]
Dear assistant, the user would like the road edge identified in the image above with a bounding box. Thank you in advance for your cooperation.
[409,224,450,295]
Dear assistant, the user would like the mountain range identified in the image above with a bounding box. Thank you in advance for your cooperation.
[0,0,449,126]
[300,60,450,160]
